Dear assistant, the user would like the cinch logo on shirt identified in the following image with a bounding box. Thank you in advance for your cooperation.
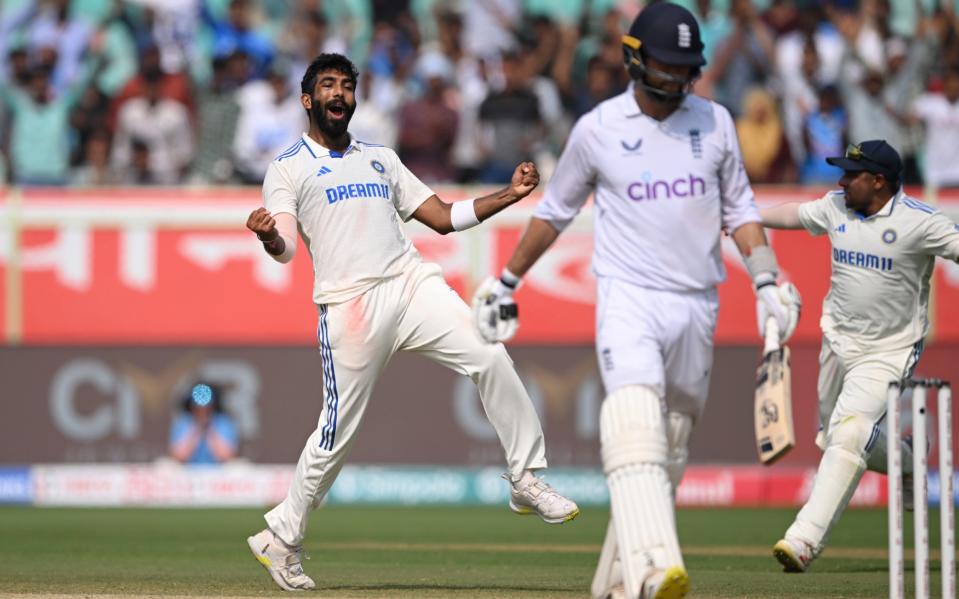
[833,248,893,272]
[626,174,706,201]
[325,182,391,204]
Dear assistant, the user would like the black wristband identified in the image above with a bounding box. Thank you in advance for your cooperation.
[256,230,279,243]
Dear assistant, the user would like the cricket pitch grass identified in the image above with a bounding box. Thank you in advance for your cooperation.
[0,505,949,598]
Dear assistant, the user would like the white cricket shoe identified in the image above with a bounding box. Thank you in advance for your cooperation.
[247,528,316,591]
[773,537,815,573]
[505,471,580,524]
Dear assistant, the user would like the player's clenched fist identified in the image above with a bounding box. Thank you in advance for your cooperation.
[509,162,540,199]
[246,207,278,241]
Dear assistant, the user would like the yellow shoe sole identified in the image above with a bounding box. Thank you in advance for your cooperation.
[652,565,690,599]
[772,539,807,573]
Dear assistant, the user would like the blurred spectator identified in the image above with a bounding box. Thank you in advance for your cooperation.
[112,77,193,184]
[69,83,110,166]
[836,10,939,185]
[169,383,238,465]
[775,4,844,88]
[232,59,305,183]
[799,84,847,185]
[477,51,544,183]
[122,0,201,77]
[736,87,795,183]
[397,52,458,183]
[463,0,522,59]
[191,55,240,184]
[109,45,194,130]
[285,9,348,91]
[911,68,959,189]
[349,67,404,148]
[781,36,822,166]
[26,0,95,94]
[0,49,103,185]
[71,128,117,186]
[572,55,618,117]
[700,0,777,117]
[681,0,732,64]
[203,0,275,79]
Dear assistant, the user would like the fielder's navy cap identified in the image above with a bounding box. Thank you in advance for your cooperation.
[826,140,903,180]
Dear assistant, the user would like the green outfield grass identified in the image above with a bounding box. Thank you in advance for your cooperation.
[0,505,948,598]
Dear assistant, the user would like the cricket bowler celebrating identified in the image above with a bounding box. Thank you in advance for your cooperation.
[472,4,800,599]
[244,53,578,592]
[760,139,959,572]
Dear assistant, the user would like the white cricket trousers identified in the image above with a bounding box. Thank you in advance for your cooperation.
[785,336,921,551]
[265,261,548,546]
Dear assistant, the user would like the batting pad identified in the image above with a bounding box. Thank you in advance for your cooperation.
[601,386,684,599]
[591,517,623,599]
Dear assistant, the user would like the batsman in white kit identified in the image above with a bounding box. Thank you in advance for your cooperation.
[243,53,579,592]
[760,139,959,573]
[472,5,800,599]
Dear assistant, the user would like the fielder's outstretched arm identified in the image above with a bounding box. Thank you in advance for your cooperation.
[411,162,541,235]
[760,203,804,230]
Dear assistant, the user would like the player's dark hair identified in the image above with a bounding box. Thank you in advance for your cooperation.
[300,53,359,96]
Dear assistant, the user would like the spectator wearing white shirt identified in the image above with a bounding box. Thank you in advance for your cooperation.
[112,77,193,184]
[912,68,959,189]
[232,60,306,183]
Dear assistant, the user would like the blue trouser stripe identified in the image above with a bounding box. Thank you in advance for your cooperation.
[317,305,340,450]
[865,422,881,453]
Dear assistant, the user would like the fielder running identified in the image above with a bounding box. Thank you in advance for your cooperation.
[244,53,578,592]
[472,5,800,599]
[760,139,959,572]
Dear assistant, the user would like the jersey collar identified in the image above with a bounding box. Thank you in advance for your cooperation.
[867,190,902,220]
[301,132,361,158]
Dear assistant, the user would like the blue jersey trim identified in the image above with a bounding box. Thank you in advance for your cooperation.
[317,305,340,451]
[901,198,935,214]
[356,140,384,147]
[276,140,305,162]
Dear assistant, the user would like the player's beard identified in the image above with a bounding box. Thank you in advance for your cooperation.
[311,98,355,139]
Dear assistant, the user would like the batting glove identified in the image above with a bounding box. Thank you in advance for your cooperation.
[755,276,801,344]
[472,274,520,343]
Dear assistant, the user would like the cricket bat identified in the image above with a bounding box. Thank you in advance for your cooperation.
[754,317,795,465]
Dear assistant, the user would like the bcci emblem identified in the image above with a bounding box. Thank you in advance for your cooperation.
[882,229,897,244]
[371,160,385,174]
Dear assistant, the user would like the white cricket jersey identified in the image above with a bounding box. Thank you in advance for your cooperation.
[263,133,434,305]
[533,87,761,291]
[799,190,959,351]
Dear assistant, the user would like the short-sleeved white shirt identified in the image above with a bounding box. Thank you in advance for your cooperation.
[533,87,761,291]
[913,94,959,187]
[263,133,434,305]
[799,190,959,352]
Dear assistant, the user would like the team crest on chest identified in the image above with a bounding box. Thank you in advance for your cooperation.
[689,129,702,158]
[882,229,897,244]
[370,160,386,174]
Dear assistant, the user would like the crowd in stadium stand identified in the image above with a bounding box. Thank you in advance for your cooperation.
[0,0,957,189]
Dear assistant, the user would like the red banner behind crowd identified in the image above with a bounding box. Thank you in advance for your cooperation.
[2,187,957,345]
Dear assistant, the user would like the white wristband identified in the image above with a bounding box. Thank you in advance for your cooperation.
[451,198,480,231]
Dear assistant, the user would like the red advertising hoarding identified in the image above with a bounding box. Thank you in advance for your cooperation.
[1,187,957,345]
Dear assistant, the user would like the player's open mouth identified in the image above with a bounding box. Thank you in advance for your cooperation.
[327,104,347,120]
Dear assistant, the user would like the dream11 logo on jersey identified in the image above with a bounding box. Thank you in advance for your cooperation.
[626,171,706,202]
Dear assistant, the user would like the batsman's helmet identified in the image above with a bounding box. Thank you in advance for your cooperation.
[622,2,706,102]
